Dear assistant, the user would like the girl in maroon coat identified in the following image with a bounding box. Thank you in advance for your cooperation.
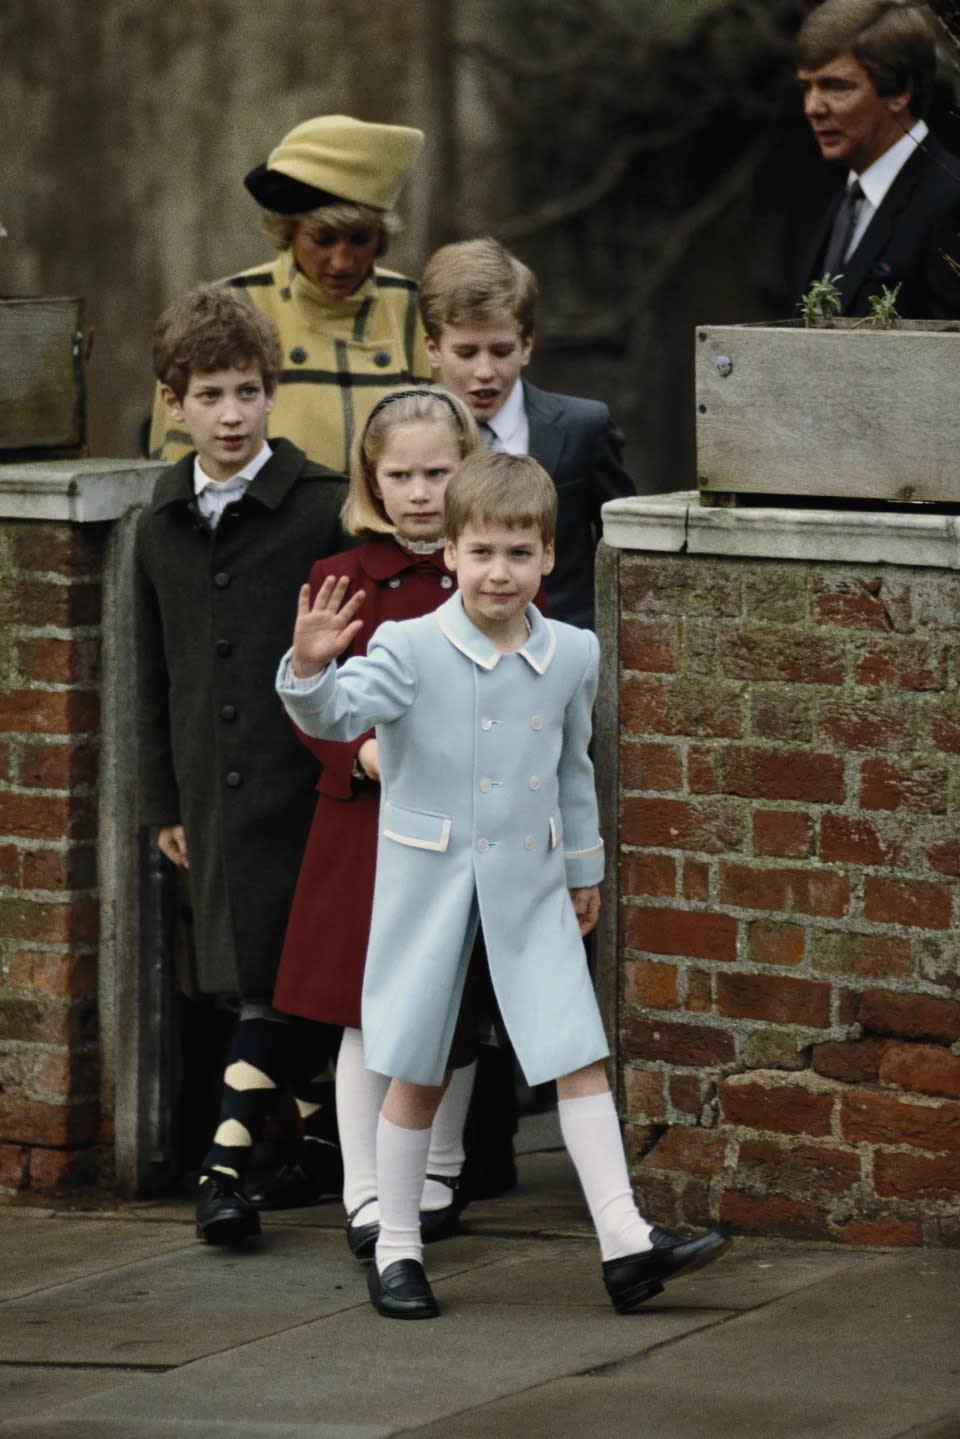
[274,387,480,1257]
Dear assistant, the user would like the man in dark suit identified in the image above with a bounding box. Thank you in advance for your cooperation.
[796,0,960,318]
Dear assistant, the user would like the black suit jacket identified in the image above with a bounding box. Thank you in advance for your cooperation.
[799,135,960,318]
[523,380,635,629]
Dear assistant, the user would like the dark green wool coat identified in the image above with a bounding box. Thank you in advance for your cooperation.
[134,438,347,997]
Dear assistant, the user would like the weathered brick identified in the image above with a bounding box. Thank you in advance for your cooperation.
[809,930,913,980]
[0,843,18,884]
[0,690,100,738]
[0,579,101,628]
[27,1145,101,1194]
[669,1074,707,1117]
[686,967,713,1013]
[859,757,947,814]
[0,1143,29,1191]
[718,1075,834,1136]
[687,745,716,794]
[620,559,742,617]
[927,701,960,754]
[620,739,682,792]
[22,845,97,893]
[818,813,908,868]
[18,742,98,792]
[718,1190,830,1240]
[736,1138,860,1202]
[854,638,946,692]
[0,895,99,945]
[0,1095,99,1146]
[740,1028,811,1071]
[718,628,845,685]
[8,950,97,998]
[621,676,743,740]
[874,1150,960,1201]
[622,905,737,962]
[878,1042,960,1098]
[621,617,680,673]
[623,1066,667,1121]
[11,525,106,578]
[753,809,812,859]
[683,858,711,902]
[645,1124,725,1176]
[841,1089,960,1151]
[16,637,101,687]
[717,972,830,1027]
[0,792,72,842]
[818,698,914,751]
[811,1037,896,1083]
[0,994,97,1047]
[624,959,679,1010]
[748,920,805,967]
[835,1215,923,1246]
[863,875,952,930]
[718,746,845,804]
[813,574,910,632]
[622,795,744,853]
[749,690,815,744]
[620,851,676,898]
[858,989,960,1042]
[718,862,849,919]
[622,1017,735,1067]
[743,571,810,625]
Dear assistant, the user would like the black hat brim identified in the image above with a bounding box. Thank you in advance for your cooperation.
[243,162,339,214]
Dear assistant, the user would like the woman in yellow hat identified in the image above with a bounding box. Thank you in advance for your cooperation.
[149,116,431,475]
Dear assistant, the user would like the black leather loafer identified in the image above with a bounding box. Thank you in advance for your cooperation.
[420,1172,468,1244]
[195,1174,262,1245]
[602,1225,731,1313]
[367,1259,439,1319]
[346,1201,379,1261]
[247,1144,343,1211]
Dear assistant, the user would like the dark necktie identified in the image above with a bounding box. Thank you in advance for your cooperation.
[822,179,864,277]
[478,421,498,450]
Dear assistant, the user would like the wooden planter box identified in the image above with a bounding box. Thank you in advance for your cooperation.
[0,297,87,454]
[695,320,960,506]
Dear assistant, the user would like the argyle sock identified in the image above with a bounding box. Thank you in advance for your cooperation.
[199,1015,288,1183]
[422,1060,476,1211]
[558,1089,653,1262]
[374,1114,430,1273]
[336,1026,389,1224]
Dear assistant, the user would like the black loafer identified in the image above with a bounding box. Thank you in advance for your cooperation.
[195,1174,261,1245]
[346,1201,379,1261]
[420,1172,468,1244]
[367,1259,439,1319]
[602,1226,731,1313]
[247,1145,343,1211]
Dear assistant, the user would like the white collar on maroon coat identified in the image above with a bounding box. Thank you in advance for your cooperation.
[434,591,556,674]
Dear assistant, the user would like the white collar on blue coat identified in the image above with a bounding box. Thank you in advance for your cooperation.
[434,592,557,674]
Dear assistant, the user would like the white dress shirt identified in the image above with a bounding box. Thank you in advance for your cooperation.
[482,379,529,455]
[846,119,929,257]
[193,441,272,528]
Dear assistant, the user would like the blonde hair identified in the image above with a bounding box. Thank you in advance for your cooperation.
[258,201,400,255]
[343,387,480,536]
[444,451,557,547]
[419,237,538,343]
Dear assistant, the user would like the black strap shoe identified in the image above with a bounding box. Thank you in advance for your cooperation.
[602,1225,731,1313]
[346,1200,379,1261]
[195,1174,261,1245]
[420,1172,468,1244]
[247,1142,344,1211]
[367,1258,439,1319]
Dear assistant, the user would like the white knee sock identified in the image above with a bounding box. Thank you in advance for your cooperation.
[335,1028,388,1224]
[422,1060,476,1211]
[558,1090,653,1262]
[375,1114,431,1273]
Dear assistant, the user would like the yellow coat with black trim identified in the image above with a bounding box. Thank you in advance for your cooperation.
[149,252,432,474]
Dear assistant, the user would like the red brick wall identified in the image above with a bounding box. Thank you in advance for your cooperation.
[0,520,108,1195]
[618,552,960,1246]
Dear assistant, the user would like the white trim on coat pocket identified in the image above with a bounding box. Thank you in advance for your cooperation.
[549,813,563,849]
[381,800,452,853]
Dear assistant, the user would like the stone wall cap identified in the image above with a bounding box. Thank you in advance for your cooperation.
[0,459,162,523]
[602,491,960,571]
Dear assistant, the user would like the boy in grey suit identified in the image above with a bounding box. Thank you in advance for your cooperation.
[277,451,729,1320]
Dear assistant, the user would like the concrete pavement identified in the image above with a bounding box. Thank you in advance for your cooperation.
[1,1115,958,1438]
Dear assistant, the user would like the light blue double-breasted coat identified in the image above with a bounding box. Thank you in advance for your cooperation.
[276,592,609,1087]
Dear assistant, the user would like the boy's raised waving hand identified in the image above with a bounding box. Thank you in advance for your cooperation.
[292,575,367,678]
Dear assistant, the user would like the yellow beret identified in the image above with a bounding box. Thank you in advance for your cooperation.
[246,115,425,214]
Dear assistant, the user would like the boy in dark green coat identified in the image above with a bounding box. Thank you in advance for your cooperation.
[135,285,347,1242]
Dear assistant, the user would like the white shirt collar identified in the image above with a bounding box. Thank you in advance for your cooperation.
[193,440,272,497]
[850,118,928,210]
[485,379,529,455]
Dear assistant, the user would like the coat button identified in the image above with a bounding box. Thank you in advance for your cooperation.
[480,717,493,731]
[524,835,535,850]
[220,704,237,722]
[440,575,453,589]
[373,349,391,367]
[479,777,492,793]
[213,571,231,589]
[388,576,401,589]
[530,715,543,730]
[529,776,541,790]
[477,837,490,853]
[290,346,307,364]
[225,771,242,788]
[215,639,232,657]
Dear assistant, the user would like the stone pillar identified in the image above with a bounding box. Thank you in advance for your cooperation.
[0,461,159,1196]
[599,493,960,1247]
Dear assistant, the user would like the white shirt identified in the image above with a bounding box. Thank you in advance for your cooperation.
[193,441,272,528]
[483,379,529,455]
[846,119,929,257]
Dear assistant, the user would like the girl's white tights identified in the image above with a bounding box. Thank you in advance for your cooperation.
[336,1028,476,1223]
[557,1089,654,1261]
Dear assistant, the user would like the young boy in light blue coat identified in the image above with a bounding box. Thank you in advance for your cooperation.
[277,450,730,1319]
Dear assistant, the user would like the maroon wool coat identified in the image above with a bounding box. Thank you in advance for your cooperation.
[273,536,458,1026]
